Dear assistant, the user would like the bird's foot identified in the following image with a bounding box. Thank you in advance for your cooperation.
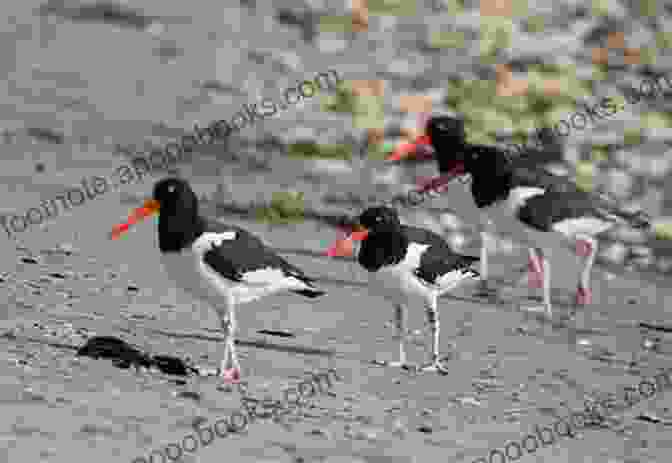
[475,279,498,297]
[219,367,241,384]
[520,304,553,319]
[575,286,592,306]
[528,270,544,289]
[419,357,450,375]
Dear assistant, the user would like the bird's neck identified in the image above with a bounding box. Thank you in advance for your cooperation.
[158,213,205,253]
[358,228,408,272]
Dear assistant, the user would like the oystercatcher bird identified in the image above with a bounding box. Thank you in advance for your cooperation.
[387,115,651,317]
[110,177,325,383]
[325,206,479,373]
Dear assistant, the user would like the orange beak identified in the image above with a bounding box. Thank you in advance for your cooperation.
[109,199,160,239]
[325,224,369,257]
[386,135,434,162]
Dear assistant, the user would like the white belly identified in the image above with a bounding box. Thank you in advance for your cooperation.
[368,263,435,306]
[160,249,231,308]
[480,188,558,249]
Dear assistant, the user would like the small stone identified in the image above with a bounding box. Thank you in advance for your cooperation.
[630,255,654,269]
[599,242,627,265]
[417,425,433,433]
[498,238,517,254]
[445,232,467,250]
[630,246,653,258]
[602,169,634,200]
[439,213,463,231]
[609,227,647,245]
[656,257,672,274]
[315,36,348,53]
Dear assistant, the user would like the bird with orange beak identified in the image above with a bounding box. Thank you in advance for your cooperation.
[110,177,325,383]
[326,206,479,374]
[387,115,651,318]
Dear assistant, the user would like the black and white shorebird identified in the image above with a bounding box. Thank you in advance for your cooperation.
[110,177,325,383]
[325,206,480,373]
[387,115,652,317]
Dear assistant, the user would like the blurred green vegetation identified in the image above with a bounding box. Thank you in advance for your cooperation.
[313,13,671,164]
[429,31,466,49]
[654,222,672,241]
[367,0,416,16]
[318,15,354,33]
[255,191,306,224]
[591,0,611,17]
[287,141,351,160]
[479,17,513,60]
[657,32,672,50]
[321,81,358,114]
[525,15,545,33]
[443,62,595,145]
[575,161,595,192]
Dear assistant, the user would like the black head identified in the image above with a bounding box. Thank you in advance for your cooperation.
[358,206,401,233]
[426,115,466,150]
[152,177,198,217]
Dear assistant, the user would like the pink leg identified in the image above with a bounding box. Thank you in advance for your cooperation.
[575,285,592,306]
[575,238,596,306]
[221,367,241,384]
[575,239,593,257]
[528,250,544,289]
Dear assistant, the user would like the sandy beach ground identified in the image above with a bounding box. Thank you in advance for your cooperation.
[1,1,672,462]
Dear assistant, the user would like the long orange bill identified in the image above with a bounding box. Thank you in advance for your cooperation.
[110,199,160,239]
[386,135,433,162]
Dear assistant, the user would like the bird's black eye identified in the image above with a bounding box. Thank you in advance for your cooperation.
[167,185,176,193]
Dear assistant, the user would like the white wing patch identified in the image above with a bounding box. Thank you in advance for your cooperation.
[435,269,479,292]
[506,187,546,212]
[401,243,431,269]
[191,231,237,255]
[551,217,614,238]
[239,267,290,286]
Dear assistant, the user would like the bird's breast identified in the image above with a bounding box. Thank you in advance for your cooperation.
[160,249,231,301]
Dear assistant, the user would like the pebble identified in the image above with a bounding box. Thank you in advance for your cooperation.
[609,227,648,245]
[439,213,464,231]
[631,255,654,269]
[656,257,672,274]
[445,231,467,250]
[315,36,348,53]
[602,168,634,200]
[599,242,628,266]
[630,245,653,258]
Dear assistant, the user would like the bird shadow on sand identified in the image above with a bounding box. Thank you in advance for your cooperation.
[0,332,197,384]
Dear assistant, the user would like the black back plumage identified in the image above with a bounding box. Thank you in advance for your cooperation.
[200,219,318,286]
[356,206,479,284]
[152,178,319,287]
[403,226,479,284]
[424,118,651,230]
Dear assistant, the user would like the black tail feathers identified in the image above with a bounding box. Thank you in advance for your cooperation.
[292,288,326,298]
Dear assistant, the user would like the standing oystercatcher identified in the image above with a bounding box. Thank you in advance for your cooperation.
[110,177,325,383]
[325,206,479,373]
[387,115,651,317]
